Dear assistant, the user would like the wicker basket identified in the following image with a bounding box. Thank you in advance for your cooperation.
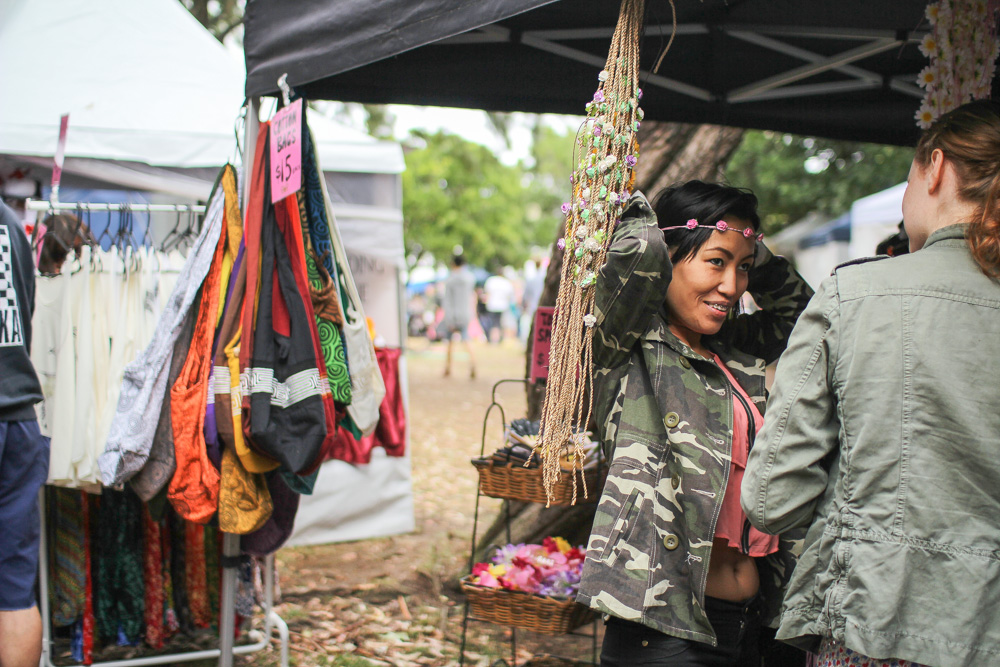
[471,458,605,505]
[460,577,596,635]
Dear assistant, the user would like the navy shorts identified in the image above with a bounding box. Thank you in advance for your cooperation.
[0,419,50,611]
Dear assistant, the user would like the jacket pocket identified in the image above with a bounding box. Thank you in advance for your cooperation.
[600,489,640,567]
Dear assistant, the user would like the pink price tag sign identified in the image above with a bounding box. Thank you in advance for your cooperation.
[269,98,303,203]
[529,307,555,383]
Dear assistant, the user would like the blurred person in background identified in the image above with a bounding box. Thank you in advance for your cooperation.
[0,200,48,667]
[440,252,476,378]
[483,267,514,343]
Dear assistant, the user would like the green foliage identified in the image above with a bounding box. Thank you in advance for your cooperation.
[524,121,578,245]
[724,131,914,235]
[363,105,395,139]
[402,126,576,268]
[179,0,244,43]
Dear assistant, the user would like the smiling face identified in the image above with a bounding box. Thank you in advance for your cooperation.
[665,216,757,353]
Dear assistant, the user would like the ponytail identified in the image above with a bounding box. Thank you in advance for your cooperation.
[967,169,1000,278]
[915,100,1000,278]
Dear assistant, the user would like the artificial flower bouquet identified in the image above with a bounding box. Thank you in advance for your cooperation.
[470,537,586,598]
[461,537,596,634]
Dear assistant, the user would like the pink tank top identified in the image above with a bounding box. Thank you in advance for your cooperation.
[712,354,779,557]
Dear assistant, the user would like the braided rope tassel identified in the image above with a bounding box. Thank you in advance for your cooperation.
[535,0,646,506]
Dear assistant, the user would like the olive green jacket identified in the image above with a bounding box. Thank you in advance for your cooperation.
[576,193,813,644]
[742,224,1000,667]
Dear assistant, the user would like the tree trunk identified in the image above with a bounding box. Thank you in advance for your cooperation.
[636,121,746,192]
[523,231,565,421]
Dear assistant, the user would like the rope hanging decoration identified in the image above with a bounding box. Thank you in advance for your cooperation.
[534,0,647,506]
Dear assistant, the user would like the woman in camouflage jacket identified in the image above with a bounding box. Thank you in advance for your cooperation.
[576,181,813,665]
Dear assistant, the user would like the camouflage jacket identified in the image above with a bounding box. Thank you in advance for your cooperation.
[576,193,813,645]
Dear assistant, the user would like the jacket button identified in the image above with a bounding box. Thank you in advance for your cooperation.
[663,534,679,550]
[664,412,680,428]
[671,473,680,490]
[679,357,691,369]
[641,640,649,647]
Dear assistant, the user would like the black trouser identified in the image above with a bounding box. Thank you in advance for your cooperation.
[600,595,762,666]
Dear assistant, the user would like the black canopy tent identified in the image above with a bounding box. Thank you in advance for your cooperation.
[244,0,947,146]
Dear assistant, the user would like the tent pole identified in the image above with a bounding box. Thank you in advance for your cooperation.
[217,97,260,667]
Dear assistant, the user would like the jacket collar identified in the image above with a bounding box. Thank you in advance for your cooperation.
[923,223,968,248]
[644,311,705,360]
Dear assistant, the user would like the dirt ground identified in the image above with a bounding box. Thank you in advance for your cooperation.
[243,337,600,667]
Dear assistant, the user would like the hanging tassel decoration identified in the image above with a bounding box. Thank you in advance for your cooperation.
[535,0,646,506]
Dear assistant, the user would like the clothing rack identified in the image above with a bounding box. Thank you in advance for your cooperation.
[29,115,290,666]
[37,494,289,667]
[25,200,207,214]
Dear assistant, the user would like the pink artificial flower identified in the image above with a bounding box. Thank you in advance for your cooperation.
[743,227,754,238]
[625,155,637,167]
[594,89,605,103]
[716,221,729,232]
[557,238,566,250]
[685,219,698,229]
[476,571,502,588]
[561,202,572,214]
[507,564,541,591]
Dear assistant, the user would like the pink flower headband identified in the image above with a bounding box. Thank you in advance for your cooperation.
[661,218,764,242]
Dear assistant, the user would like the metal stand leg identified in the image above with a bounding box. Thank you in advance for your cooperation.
[217,533,239,667]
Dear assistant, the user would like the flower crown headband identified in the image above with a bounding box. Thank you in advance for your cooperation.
[660,218,764,242]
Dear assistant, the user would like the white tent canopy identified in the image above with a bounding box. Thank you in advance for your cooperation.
[0,0,403,175]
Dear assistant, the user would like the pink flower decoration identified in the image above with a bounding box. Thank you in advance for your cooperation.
[593,126,602,137]
[685,219,698,229]
[757,233,765,242]
[716,221,729,232]
[561,202,571,214]
[625,155,637,167]
[743,227,754,238]
[557,238,566,250]
[636,88,643,99]
[594,89,605,103]
[477,571,501,588]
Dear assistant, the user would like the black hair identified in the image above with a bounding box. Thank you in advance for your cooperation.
[452,254,466,267]
[651,180,761,264]
[39,213,93,275]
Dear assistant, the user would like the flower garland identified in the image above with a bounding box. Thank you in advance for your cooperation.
[915,0,1000,129]
[535,0,646,507]
[469,538,586,598]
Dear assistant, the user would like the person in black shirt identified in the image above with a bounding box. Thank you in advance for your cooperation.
[0,200,48,667]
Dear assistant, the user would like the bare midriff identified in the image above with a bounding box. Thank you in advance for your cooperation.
[704,537,759,602]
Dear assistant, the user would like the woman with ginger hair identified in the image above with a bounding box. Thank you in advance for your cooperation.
[743,100,1000,667]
